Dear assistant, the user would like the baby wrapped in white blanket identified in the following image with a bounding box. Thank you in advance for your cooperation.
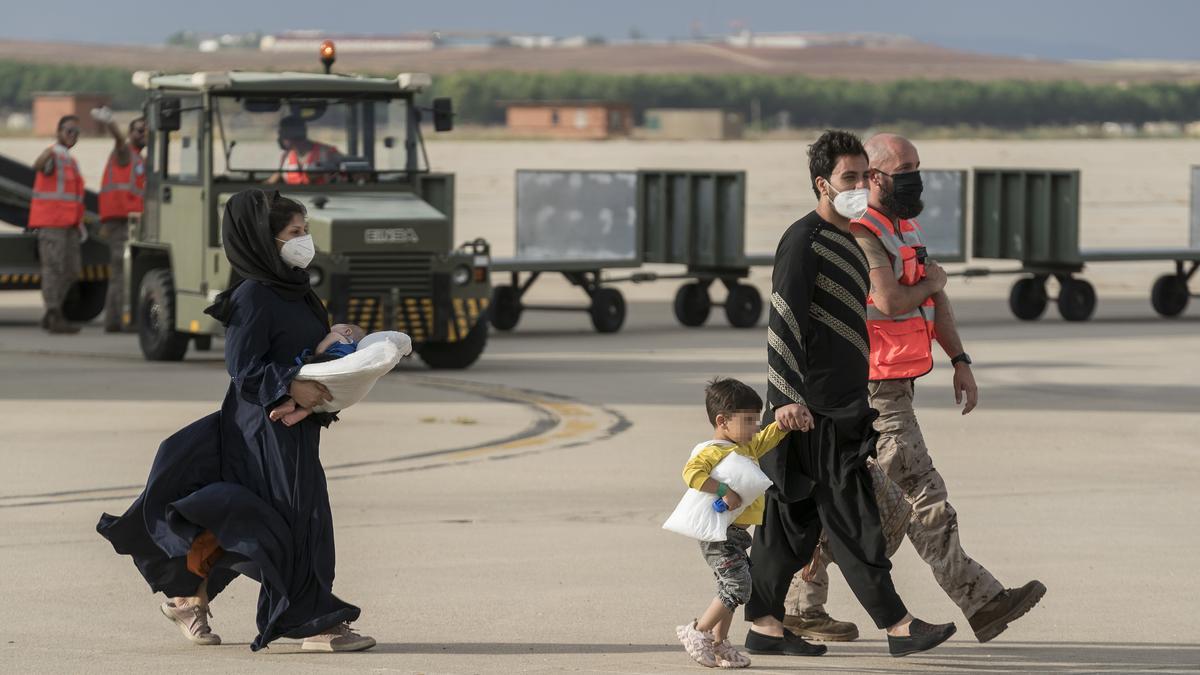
[270,323,412,425]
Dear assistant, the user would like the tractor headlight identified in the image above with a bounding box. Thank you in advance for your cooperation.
[307,266,324,287]
[451,265,471,286]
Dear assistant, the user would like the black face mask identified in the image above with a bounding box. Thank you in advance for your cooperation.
[880,170,924,219]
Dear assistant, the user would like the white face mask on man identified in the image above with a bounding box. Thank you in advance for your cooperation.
[825,180,870,220]
[277,234,315,269]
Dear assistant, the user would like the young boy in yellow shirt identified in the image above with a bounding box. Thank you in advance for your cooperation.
[676,377,823,668]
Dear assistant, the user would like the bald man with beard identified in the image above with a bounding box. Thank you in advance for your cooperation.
[783,133,1046,645]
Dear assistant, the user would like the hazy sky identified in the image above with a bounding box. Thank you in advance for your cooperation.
[4,0,1197,61]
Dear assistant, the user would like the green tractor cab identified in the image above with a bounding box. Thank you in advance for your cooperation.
[126,67,490,368]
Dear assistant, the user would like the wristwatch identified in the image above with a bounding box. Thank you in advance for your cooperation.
[950,353,972,367]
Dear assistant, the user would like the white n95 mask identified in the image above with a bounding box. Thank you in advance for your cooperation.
[277,234,315,269]
[830,185,870,220]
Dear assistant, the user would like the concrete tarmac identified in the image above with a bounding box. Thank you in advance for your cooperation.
[0,291,1198,673]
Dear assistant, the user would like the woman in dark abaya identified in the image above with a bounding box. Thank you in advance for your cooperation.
[97,189,376,652]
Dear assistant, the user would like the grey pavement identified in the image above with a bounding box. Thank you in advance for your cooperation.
[0,291,1198,673]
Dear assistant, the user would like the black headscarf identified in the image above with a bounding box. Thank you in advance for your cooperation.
[203,189,329,330]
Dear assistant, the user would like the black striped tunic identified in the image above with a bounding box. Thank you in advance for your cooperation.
[766,211,872,413]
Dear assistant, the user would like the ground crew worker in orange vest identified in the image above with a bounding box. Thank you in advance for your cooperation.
[93,106,147,332]
[29,115,86,334]
[267,116,342,185]
[783,133,1045,644]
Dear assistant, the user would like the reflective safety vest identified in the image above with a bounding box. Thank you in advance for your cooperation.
[99,145,145,221]
[28,145,85,229]
[282,142,339,185]
[853,206,937,381]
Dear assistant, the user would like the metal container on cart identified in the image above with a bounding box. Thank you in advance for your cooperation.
[490,169,763,333]
[973,168,1200,321]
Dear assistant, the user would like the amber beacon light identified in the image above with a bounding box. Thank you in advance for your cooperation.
[320,40,336,74]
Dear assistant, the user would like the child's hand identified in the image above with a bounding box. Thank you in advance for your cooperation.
[269,398,298,423]
[281,406,312,427]
[723,490,743,510]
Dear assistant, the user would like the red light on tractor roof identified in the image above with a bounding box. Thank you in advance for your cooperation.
[319,40,336,74]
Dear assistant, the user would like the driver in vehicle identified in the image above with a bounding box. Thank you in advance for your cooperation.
[268,115,343,185]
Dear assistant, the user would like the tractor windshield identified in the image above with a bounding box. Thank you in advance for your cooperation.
[212,95,422,182]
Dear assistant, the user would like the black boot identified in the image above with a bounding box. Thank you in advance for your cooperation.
[745,627,827,656]
[969,580,1046,643]
[888,619,957,657]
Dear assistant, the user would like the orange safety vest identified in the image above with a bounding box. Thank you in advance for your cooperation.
[99,145,145,221]
[853,206,937,381]
[282,142,338,185]
[28,145,85,229]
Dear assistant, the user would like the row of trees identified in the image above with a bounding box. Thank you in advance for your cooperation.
[425,72,1200,128]
[0,62,142,111]
[3,60,1200,130]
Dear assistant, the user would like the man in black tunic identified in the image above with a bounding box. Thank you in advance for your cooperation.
[743,130,956,658]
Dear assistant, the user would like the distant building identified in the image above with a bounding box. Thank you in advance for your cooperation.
[506,34,558,49]
[725,30,910,49]
[641,109,744,141]
[32,92,112,137]
[503,101,633,140]
[260,31,437,52]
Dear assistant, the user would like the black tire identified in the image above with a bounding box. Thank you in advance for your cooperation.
[416,319,488,369]
[489,285,522,331]
[673,282,711,327]
[724,283,763,328]
[194,334,213,351]
[1150,274,1189,317]
[1057,277,1097,322]
[1009,277,1048,321]
[62,280,108,322]
[137,269,190,361]
[589,287,626,333]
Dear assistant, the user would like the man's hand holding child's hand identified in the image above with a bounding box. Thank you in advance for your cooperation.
[775,403,814,432]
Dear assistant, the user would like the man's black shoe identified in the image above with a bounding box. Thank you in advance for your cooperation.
[745,627,827,656]
[888,619,957,657]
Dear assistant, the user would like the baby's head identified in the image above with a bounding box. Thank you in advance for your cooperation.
[316,323,367,355]
[705,377,764,444]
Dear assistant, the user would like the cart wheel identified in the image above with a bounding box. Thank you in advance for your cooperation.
[724,284,763,328]
[590,288,626,333]
[489,285,522,331]
[673,282,711,327]
[1057,278,1097,322]
[1008,277,1048,321]
[1150,274,1189,317]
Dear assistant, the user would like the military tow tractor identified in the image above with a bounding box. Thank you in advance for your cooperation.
[127,54,491,368]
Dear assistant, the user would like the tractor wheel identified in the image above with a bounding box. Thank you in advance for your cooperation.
[137,269,190,361]
[417,320,488,369]
[62,280,107,322]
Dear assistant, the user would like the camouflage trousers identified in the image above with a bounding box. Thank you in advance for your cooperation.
[98,219,129,329]
[700,525,754,611]
[35,227,82,310]
[786,378,1004,619]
